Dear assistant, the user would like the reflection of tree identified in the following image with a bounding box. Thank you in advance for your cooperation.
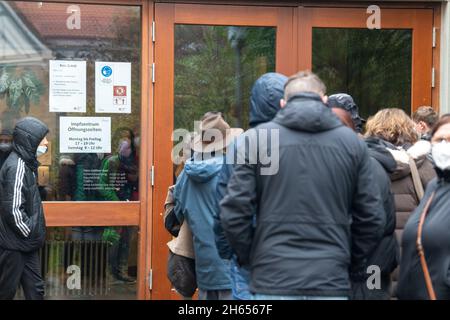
[313,29,412,119]
[0,66,44,128]
[174,25,275,131]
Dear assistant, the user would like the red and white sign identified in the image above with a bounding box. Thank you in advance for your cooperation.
[95,62,131,113]
[113,86,127,106]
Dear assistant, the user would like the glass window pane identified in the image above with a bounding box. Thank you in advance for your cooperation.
[312,28,412,120]
[0,2,141,201]
[14,227,138,300]
[174,25,276,132]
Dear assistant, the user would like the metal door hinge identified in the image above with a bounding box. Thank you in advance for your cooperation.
[432,68,435,88]
[432,27,437,48]
[152,63,155,83]
[150,165,155,187]
[152,21,155,43]
[149,269,153,290]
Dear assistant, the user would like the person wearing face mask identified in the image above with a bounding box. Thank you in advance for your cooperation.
[98,128,138,283]
[364,108,436,297]
[397,114,450,300]
[0,129,13,170]
[0,117,49,300]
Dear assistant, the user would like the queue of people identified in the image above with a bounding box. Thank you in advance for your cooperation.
[165,70,450,300]
[0,70,449,300]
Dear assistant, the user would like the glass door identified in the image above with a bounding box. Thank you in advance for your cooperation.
[298,7,434,118]
[153,3,295,299]
[0,0,150,300]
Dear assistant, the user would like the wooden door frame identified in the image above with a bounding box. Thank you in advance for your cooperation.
[298,6,434,113]
[153,2,295,300]
[34,0,151,300]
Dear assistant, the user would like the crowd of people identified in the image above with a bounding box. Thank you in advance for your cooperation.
[165,71,450,300]
[1,70,450,300]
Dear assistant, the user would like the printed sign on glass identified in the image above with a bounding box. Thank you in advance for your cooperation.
[95,62,131,114]
[59,117,111,153]
[49,60,86,113]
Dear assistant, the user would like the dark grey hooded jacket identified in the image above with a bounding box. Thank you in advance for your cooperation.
[0,117,48,252]
[220,92,385,297]
[215,72,287,260]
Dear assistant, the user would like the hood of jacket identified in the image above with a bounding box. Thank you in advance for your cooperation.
[12,117,49,170]
[273,92,343,132]
[249,72,287,128]
[184,155,223,183]
[364,137,397,173]
[385,140,431,181]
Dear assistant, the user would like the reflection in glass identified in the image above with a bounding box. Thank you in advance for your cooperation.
[174,25,276,131]
[0,2,141,201]
[312,28,412,120]
[15,227,138,300]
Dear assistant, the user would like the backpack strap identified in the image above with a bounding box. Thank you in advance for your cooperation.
[409,156,424,201]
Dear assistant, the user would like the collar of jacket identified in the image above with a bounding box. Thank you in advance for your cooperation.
[364,137,397,173]
[273,92,342,133]
[436,167,450,183]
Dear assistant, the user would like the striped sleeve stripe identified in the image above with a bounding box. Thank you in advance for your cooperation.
[12,159,30,237]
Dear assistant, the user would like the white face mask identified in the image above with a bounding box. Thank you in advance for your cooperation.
[36,146,48,158]
[432,141,450,171]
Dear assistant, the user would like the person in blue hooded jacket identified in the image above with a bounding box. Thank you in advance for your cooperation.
[174,112,242,300]
[214,72,287,300]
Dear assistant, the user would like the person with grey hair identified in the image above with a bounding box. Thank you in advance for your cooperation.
[220,71,385,300]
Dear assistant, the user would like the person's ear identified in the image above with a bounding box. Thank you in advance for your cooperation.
[322,95,328,104]
[280,99,287,109]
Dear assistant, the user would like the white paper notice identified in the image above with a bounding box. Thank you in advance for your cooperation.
[95,62,131,114]
[60,117,111,153]
[49,60,86,112]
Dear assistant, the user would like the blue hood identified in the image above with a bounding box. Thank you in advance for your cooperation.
[184,156,223,183]
[249,72,287,127]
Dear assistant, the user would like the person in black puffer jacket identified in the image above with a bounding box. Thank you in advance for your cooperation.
[329,94,399,300]
[0,117,49,300]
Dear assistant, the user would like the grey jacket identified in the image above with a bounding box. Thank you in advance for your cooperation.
[220,93,385,297]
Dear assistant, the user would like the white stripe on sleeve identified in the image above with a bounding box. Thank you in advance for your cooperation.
[12,159,30,237]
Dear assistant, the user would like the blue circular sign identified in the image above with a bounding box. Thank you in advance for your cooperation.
[101,66,112,77]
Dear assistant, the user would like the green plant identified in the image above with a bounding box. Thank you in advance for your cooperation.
[0,66,44,115]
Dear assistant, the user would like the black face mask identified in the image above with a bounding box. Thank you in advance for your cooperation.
[0,143,12,153]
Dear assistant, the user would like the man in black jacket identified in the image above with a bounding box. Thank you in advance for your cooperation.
[0,117,49,300]
[220,71,385,300]
[329,93,399,299]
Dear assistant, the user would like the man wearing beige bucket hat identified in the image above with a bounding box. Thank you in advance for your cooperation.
[191,111,243,155]
[173,111,242,300]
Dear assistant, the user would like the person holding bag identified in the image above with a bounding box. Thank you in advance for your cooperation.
[164,184,197,299]
[397,115,450,300]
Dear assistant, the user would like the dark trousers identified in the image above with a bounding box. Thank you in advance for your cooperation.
[0,248,44,300]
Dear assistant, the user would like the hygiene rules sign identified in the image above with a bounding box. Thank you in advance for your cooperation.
[95,62,131,113]
[49,60,86,113]
[60,117,111,153]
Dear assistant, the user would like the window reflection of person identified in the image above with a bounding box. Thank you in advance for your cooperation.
[58,154,76,201]
[0,129,13,170]
[71,153,104,241]
[99,128,138,283]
